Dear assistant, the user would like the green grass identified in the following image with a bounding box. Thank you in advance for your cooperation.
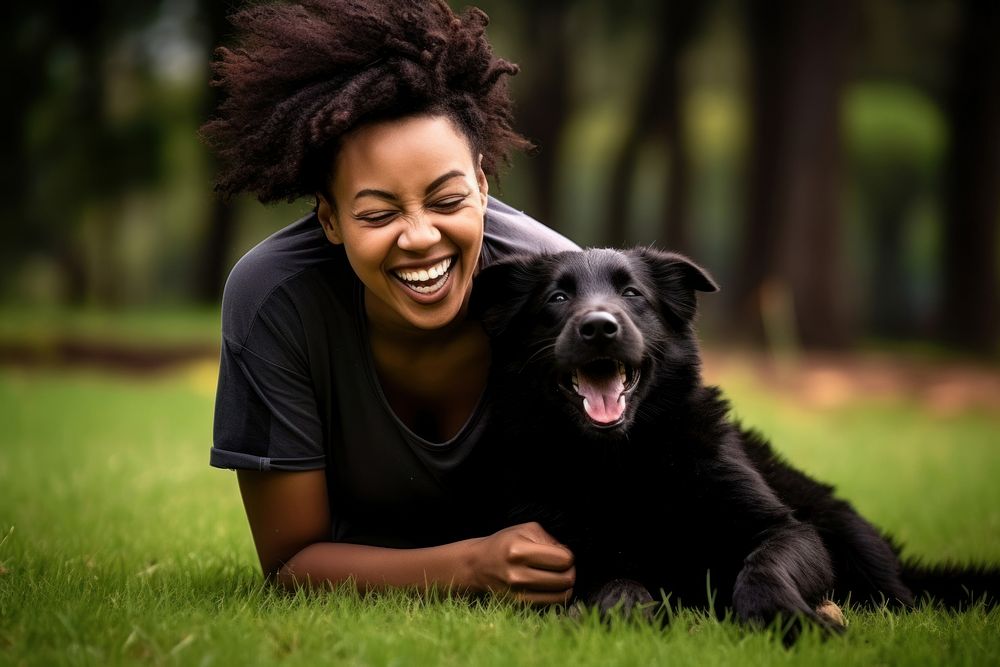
[1,365,998,666]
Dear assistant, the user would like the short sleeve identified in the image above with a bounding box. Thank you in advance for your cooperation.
[480,197,579,269]
[210,286,326,472]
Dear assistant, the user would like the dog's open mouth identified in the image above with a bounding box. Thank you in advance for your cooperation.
[559,359,641,427]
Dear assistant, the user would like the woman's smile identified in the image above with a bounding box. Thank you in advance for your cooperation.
[390,255,456,301]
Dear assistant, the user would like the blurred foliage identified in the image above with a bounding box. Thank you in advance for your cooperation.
[846,83,946,167]
[1,0,997,354]
[0,305,220,346]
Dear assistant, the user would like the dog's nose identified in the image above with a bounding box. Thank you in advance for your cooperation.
[579,311,619,342]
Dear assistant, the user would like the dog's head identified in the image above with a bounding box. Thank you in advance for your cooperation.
[471,247,718,439]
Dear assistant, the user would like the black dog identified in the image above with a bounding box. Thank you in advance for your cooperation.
[470,247,999,631]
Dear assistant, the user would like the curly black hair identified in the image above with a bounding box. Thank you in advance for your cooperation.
[201,0,531,203]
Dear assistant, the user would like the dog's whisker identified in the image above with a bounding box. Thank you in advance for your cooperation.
[524,342,557,365]
[515,345,557,375]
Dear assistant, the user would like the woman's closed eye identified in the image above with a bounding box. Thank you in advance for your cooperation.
[354,210,399,225]
[429,193,468,213]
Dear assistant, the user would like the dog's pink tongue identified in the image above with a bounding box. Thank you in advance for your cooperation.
[577,371,626,424]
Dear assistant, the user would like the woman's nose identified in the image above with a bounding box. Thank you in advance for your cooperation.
[397,213,442,251]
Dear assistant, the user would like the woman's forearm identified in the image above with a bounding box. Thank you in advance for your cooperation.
[235,471,572,600]
[273,522,576,606]
[275,538,481,593]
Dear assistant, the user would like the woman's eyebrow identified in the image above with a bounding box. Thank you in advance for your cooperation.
[352,170,467,203]
[353,187,398,202]
[423,169,466,195]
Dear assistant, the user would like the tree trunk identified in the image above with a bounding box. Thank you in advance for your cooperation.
[869,193,914,338]
[938,0,1000,355]
[0,5,48,274]
[603,1,702,249]
[196,196,237,303]
[604,101,660,247]
[662,83,691,254]
[731,0,855,349]
[195,0,238,303]
[517,1,573,231]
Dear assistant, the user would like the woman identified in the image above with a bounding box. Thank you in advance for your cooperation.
[203,0,578,605]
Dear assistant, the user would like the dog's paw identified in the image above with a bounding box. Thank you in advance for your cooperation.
[734,583,844,644]
[585,578,655,620]
[814,599,847,630]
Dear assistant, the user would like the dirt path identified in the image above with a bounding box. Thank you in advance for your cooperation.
[702,349,1000,415]
[3,338,998,414]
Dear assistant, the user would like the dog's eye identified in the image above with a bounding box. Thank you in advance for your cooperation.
[548,292,569,304]
[622,287,642,298]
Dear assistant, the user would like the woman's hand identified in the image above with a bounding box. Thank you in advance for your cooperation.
[467,522,576,605]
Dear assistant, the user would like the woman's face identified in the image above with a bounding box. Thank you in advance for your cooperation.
[317,115,488,333]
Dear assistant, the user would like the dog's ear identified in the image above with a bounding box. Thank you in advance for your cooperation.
[626,247,718,322]
[470,255,551,337]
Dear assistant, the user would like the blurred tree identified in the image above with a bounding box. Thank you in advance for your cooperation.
[2,0,164,304]
[845,85,944,339]
[195,0,237,303]
[602,0,709,250]
[506,0,573,232]
[846,1,949,342]
[730,0,856,349]
[938,0,1000,354]
[0,2,57,289]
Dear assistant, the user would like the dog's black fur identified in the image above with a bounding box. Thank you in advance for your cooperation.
[469,247,1000,631]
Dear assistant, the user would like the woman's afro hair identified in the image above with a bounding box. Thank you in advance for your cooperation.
[201,0,531,203]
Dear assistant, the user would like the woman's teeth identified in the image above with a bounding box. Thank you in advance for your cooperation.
[393,257,453,294]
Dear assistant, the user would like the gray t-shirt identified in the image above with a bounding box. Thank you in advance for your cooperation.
[210,197,577,546]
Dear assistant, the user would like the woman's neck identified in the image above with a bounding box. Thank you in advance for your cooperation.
[364,288,491,442]
[364,288,477,351]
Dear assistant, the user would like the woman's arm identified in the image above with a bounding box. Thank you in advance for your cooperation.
[236,470,575,604]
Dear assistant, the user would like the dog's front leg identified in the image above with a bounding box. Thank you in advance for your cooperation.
[700,448,840,637]
[732,517,840,637]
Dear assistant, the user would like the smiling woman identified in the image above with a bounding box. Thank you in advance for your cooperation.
[318,116,488,333]
[200,0,579,604]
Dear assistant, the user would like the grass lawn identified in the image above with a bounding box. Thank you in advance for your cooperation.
[1,361,998,666]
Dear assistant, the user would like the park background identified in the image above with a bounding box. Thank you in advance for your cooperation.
[2,1,999,664]
[3,0,1000,355]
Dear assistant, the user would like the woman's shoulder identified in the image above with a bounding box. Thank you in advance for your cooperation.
[482,197,579,266]
[221,211,346,342]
